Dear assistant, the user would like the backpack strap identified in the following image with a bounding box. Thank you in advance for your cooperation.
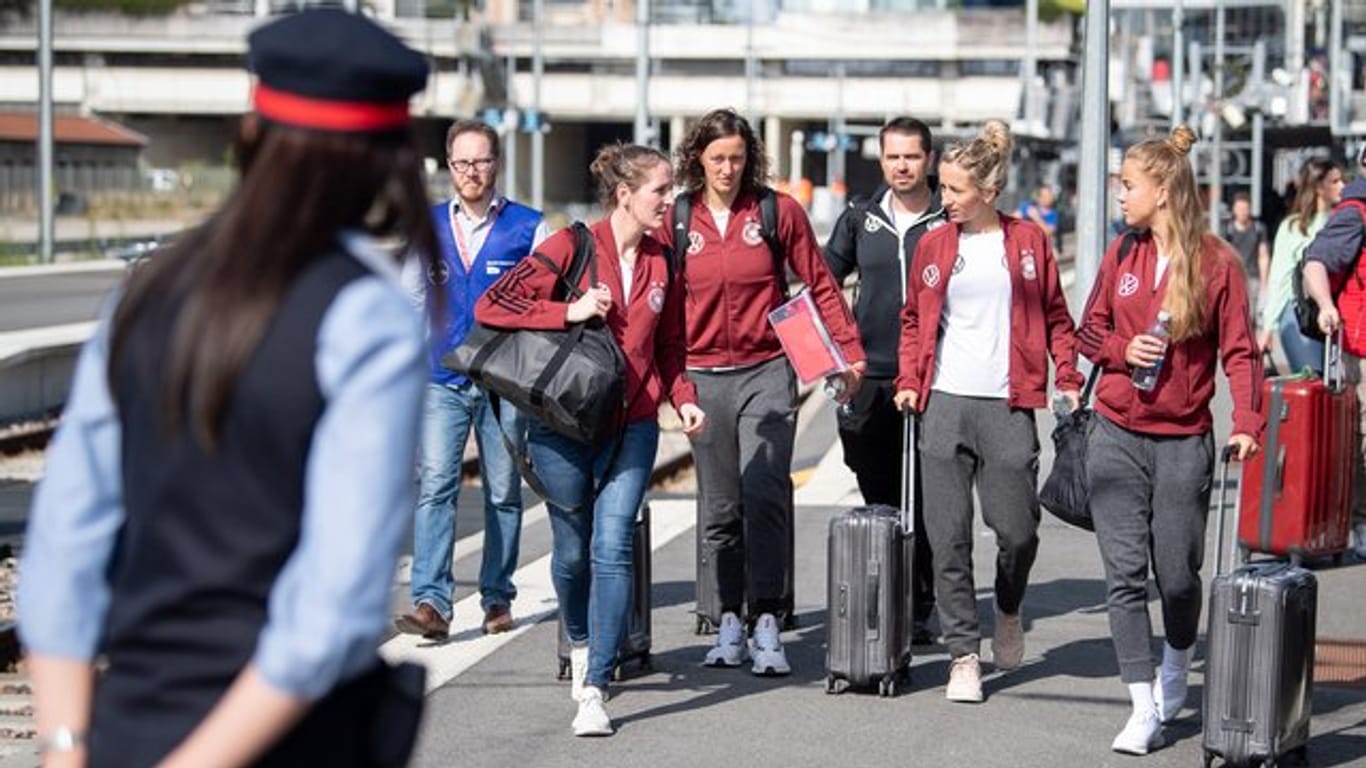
[671,195,693,277]
[536,221,596,302]
[671,188,787,295]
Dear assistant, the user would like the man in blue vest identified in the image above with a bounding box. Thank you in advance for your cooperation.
[396,119,548,638]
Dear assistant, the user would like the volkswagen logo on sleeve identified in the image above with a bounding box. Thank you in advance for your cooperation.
[922,264,941,288]
[1118,272,1140,298]
[1021,250,1038,281]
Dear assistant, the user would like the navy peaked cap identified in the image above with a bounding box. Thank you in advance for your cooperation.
[247,9,428,131]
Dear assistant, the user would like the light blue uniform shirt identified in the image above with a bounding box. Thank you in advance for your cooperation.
[17,232,426,700]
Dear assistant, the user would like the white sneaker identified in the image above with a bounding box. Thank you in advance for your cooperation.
[1353,522,1366,560]
[1111,710,1164,755]
[571,686,613,737]
[945,653,984,703]
[748,613,792,677]
[1154,668,1188,723]
[703,612,748,667]
[569,644,589,702]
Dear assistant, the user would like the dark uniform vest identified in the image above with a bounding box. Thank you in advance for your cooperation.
[91,249,385,767]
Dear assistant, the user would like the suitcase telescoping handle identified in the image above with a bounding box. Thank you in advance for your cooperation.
[1214,444,1245,577]
[901,409,916,534]
[1324,327,1345,393]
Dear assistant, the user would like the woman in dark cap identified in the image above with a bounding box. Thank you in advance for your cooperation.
[19,10,433,766]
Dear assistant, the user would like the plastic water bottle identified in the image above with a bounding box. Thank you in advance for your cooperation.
[1131,310,1173,392]
[824,376,854,416]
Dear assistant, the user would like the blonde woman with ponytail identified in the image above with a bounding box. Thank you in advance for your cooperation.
[1076,126,1264,755]
[894,119,1084,704]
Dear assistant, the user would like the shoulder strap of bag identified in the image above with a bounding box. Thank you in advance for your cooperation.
[1079,230,1139,404]
[671,195,693,277]
[537,222,596,302]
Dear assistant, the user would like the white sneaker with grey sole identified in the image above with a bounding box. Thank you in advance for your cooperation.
[749,613,791,676]
[572,686,613,737]
[703,612,748,667]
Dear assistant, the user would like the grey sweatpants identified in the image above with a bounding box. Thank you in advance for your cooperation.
[920,392,1041,659]
[1087,414,1214,684]
[689,356,796,617]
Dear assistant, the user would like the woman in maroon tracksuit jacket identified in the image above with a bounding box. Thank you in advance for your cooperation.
[476,144,705,738]
[1078,125,1264,756]
[894,119,1083,705]
[656,108,865,676]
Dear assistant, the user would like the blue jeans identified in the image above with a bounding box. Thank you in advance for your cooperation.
[411,381,526,618]
[1278,303,1324,375]
[530,419,659,690]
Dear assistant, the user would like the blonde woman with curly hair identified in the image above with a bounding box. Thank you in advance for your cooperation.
[1077,126,1264,755]
[894,119,1084,704]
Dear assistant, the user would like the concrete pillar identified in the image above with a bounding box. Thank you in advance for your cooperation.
[669,115,687,156]
[764,115,783,180]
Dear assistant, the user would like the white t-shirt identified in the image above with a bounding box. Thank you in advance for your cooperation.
[620,255,635,300]
[931,229,1012,398]
[710,207,731,236]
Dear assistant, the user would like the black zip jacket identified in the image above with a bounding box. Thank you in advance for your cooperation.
[824,183,947,378]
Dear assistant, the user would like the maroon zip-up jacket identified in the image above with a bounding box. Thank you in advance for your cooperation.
[475,220,697,424]
[896,213,1083,410]
[655,189,864,370]
[1077,230,1265,440]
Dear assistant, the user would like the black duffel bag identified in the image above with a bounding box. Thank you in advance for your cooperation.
[444,222,626,446]
[1038,367,1098,532]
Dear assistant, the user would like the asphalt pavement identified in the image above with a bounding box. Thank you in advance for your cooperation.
[396,391,1366,768]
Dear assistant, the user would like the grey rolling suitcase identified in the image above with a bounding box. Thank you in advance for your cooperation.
[694,497,797,634]
[823,412,916,696]
[1202,447,1316,768]
[556,503,652,681]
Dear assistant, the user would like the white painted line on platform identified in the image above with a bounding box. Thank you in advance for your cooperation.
[794,437,862,507]
[0,261,127,278]
[394,502,550,586]
[0,321,97,366]
[380,498,697,694]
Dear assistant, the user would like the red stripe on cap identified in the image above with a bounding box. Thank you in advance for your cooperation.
[253,83,410,131]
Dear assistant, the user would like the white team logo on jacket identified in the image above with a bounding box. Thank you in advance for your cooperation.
[1021,251,1038,281]
[742,219,765,247]
[922,264,941,288]
[864,213,885,233]
[1118,272,1140,297]
[687,231,705,255]
[647,283,666,314]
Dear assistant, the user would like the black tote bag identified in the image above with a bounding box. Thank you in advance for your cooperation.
[444,223,626,446]
[1038,231,1137,531]
[1038,367,1099,531]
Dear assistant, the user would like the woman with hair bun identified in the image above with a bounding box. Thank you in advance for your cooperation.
[476,142,705,738]
[894,119,1084,704]
[1077,125,1263,755]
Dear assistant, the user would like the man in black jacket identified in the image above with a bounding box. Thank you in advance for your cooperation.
[824,116,946,644]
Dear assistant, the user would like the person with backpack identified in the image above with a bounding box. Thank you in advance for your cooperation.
[824,116,945,646]
[475,143,705,737]
[658,108,865,676]
[19,11,434,764]
[1078,126,1263,755]
[1258,158,1342,373]
[893,119,1083,704]
[1302,144,1366,560]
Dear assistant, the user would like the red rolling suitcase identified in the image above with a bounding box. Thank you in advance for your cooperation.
[1237,332,1355,561]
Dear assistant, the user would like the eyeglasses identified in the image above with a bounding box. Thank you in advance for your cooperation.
[448,157,496,175]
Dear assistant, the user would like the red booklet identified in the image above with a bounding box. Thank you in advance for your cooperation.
[767,289,848,384]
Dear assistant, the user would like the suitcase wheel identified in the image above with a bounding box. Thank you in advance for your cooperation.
[824,675,846,695]
[639,653,652,672]
[783,613,798,631]
[557,659,570,681]
[1201,750,1214,768]
[878,675,898,698]
[695,616,715,635]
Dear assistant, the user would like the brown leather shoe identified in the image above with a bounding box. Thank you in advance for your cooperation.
[482,604,514,635]
[395,603,449,639]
